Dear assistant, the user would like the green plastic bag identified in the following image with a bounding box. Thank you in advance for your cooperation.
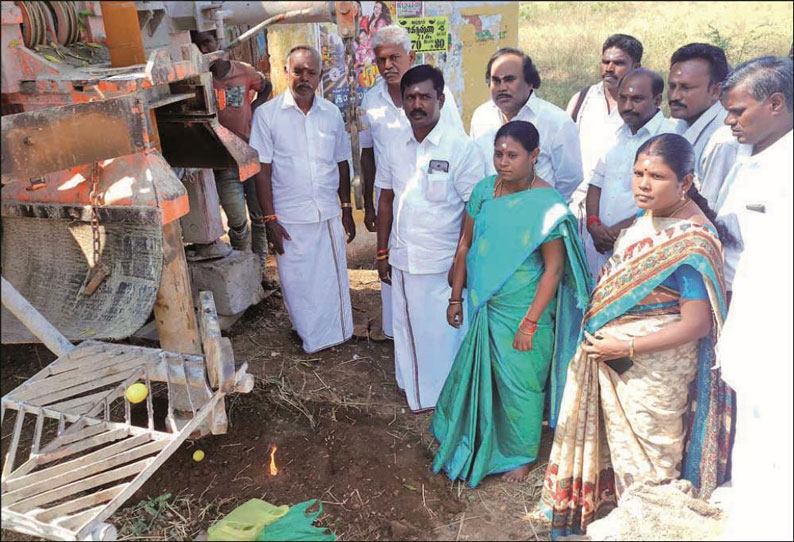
[208,499,289,541]
[257,500,336,541]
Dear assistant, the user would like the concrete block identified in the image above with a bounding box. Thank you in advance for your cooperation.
[180,168,225,244]
[188,250,264,315]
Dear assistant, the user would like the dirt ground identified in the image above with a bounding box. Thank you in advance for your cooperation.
[1,212,553,541]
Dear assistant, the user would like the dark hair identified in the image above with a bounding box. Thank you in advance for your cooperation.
[722,55,793,112]
[670,43,729,85]
[400,64,444,97]
[494,120,540,154]
[635,133,735,247]
[485,48,541,89]
[619,67,664,96]
[602,34,643,64]
[190,29,217,44]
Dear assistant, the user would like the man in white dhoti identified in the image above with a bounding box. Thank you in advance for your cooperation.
[668,43,739,209]
[250,46,356,354]
[712,57,793,541]
[375,65,485,412]
[470,47,582,202]
[359,24,465,341]
[583,69,677,278]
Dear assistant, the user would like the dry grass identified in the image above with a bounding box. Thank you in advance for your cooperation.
[519,1,794,110]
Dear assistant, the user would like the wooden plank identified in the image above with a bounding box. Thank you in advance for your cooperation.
[5,433,152,493]
[46,391,114,414]
[35,484,128,523]
[0,276,74,358]
[15,368,141,405]
[58,504,108,532]
[79,393,224,535]
[35,427,130,466]
[29,341,109,379]
[4,440,167,504]
[0,508,78,541]
[2,408,27,478]
[39,421,108,452]
[7,456,154,511]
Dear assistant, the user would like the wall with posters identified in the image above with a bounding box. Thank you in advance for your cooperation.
[266,1,518,131]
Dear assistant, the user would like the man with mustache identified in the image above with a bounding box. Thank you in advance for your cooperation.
[470,48,583,203]
[712,55,792,542]
[248,46,356,354]
[359,24,464,342]
[583,68,677,278]
[669,43,739,208]
[375,65,484,412]
[566,34,642,213]
[715,55,793,297]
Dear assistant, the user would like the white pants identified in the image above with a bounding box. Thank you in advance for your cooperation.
[276,217,353,353]
[391,267,466,412]
[375,187,393,338]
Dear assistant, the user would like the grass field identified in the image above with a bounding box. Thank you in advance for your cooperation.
[518,1,794,111]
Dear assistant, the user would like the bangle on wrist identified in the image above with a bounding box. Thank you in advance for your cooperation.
[587,215,602,227]
[341,202,353,209]
[628,338,635,358]
[377,249,390,256]
[375,254,389,261]
[260,214,278,224]
[448,297,463,304]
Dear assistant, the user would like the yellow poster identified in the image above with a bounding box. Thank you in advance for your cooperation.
[397,16,448,53]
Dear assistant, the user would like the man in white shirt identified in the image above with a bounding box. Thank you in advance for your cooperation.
[712,56,793,542]
[584,69,678,278]
[715,56,793,294]
[250,46,356,354]
[566,34,642,213]
[375,65,485,412]
[668,43,740,209]
[359,24,465,341]
[470,48,582,202]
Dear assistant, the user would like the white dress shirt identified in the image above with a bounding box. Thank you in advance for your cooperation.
[568,82,623,190]
[470,92,583,202]
[715,129,793,290]
[359,78,465,169]
[590,109,679,225]
[249,90,352,225]
[675,101,740,209]
[375,121,485,275]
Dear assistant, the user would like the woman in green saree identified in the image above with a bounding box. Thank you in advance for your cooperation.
[431,120,592,487]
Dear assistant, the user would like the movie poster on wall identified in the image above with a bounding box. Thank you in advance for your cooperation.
[319,1,397,118]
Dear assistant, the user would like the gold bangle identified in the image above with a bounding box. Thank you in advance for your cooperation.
[628,338,635,358]
[341,202,353,208]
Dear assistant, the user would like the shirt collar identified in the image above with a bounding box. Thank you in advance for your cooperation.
[405,118,445,147]
[489,90,538,121]
[377,78,400,109]
[619,109,666,138]
[752,128,793,162]
[281,88,322,113]
[681,101,725,141]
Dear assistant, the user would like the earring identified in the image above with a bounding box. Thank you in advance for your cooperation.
[681,192,686,201]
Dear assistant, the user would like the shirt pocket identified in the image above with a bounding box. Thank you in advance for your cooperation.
[315,121,338,163]
[426,171,450,202]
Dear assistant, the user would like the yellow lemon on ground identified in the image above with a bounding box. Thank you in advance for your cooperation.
[193,449,205,462]
[125,382,148,404]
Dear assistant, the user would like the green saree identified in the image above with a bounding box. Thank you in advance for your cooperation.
[431,177,592,488]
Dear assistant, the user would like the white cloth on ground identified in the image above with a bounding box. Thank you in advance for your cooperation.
[470,91,583,202]
[584,109,678,278]
[275,216,353,354]
[674,101,739,209]
[714,129,793,290]
[248,89,352,224]
[375,120,484,275]
[391,268,467,412]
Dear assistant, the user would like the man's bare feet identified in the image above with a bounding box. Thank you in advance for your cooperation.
[503,464,531,482]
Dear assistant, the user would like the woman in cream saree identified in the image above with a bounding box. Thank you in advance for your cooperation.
[541,134,735,537]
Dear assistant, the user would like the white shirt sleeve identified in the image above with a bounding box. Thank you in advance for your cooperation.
[452,140,486,202]
[333,109,353,163]
[548,117,583,202]
[374,144,393,190]
[589,154,607,189]
[699,138,740,209]
[442,89,466,136]
[248,108,274,164]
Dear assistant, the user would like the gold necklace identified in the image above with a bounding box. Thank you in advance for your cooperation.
[657,197,691,219]
[494,170,536,198]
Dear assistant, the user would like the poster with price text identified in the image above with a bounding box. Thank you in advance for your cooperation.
[397,16,449,53]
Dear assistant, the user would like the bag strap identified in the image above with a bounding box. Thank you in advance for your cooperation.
[570,85,591,123]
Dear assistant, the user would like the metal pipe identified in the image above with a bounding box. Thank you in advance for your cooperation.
[99,1,146,67]
[222,7,318,53]
[217,1,335,26]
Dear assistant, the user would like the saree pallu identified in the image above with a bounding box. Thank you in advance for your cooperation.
[431,183,592,489]
[540,213,734,538]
